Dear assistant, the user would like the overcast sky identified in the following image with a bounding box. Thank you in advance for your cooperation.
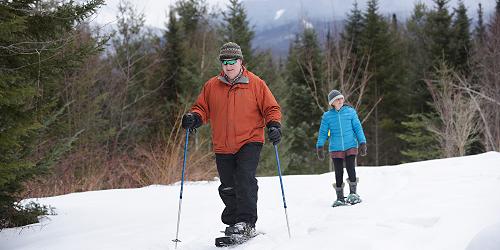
[90,0,496,29]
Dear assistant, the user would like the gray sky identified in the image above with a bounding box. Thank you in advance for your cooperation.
[90,0,496,29]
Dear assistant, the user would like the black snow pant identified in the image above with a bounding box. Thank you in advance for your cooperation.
[215,142,262,226]
[333,155,357,188]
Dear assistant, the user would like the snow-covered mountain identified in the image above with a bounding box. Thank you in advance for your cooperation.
[91,0,496,57]
[93,0,496,30]
[1,152,500,250]
[244,0,494,28]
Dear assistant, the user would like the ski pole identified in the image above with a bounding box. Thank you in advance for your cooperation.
[273,144,291,238]
[172,129,190,248]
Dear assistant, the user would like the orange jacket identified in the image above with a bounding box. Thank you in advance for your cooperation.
[191,68,281,154]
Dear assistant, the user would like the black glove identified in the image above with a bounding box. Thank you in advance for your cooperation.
[267,123,282,145]
[181,112,201,130]
[359,143,367,156]
[316,146,325,160]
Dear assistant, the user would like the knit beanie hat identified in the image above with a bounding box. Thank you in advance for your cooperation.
[219,42,243,61]
[328,89,344,105]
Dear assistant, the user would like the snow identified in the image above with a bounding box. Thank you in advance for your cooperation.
[1,152,500,250]
[301,19,313,29]
[274,9,285,20]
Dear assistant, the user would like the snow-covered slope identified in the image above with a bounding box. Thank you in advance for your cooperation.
[2,152,500,250]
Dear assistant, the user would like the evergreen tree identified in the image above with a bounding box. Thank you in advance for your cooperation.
[399,3,440,160]
[171,0,222,150]
[359,0,406,165]
[391,13,398,32]
[174,0,218,98]
[474,3,486,45]
[284,28,324,174]
[399,114,441,162]
[0,0,104,228]
[220,0,255,66]
[425,0,453,68]
[405,2,432,112]
[162,8,184,126]
[341,1,364,56]
[176,0,206,36]
[450,1,471,73]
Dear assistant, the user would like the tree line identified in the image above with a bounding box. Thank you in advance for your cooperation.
[1,0,499,228]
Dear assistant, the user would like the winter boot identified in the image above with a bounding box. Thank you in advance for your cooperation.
[346,178,362,205]
[332,183,346,207]
[224,222,256,238]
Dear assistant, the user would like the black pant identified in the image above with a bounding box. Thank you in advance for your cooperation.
[215,142,262,226]
[333,155,357,188]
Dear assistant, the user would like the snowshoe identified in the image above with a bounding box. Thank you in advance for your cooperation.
[215,234,254,247]
[346,193,362,205]
[216,222,259,247]
[332,199,347,207]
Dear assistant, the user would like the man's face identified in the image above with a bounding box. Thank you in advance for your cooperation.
[221,58,242,80]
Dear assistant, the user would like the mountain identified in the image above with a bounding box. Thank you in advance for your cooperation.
[92,0,496,57]
[244,0,494,28]
[1,152,500,249]
[246,0,495,57]
[252,19,343,57]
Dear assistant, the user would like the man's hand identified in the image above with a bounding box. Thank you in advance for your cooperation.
[267,126,282,145]
[359,143,367,157]
[181,112,200,130]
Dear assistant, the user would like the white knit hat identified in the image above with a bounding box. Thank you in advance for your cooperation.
[328,90,344,105]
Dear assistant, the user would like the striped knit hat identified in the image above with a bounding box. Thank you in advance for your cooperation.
[328,89,344,105]
[219,42,243,61]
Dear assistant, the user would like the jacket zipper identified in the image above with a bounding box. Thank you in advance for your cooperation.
[226,83,239,150]
[337,109,345,151]
[226,85,233,149]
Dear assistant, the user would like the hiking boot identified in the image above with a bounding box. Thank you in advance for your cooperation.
[224,222,256,237]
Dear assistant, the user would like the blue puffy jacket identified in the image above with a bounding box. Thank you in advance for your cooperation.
[316,105,366,152]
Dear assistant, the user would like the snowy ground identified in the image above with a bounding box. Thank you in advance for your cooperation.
[2,152,500,250]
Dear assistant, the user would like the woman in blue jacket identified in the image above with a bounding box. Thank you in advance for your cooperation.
[316,90,367,207]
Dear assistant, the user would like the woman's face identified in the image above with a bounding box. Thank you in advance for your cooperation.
[333,97,344,110]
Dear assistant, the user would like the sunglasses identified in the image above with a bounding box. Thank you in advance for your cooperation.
[221,59,238,65]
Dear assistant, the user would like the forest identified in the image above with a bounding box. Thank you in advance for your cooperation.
[1,0,499,228]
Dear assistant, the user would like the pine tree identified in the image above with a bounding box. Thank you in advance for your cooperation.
[341,1,364,56]
[399,2,441,159]
[425,0,453,68]
[173,0,218,97]
[474,3,486,45]
[176,0,206,36]
[399,114,441,162]
[284,28,325,174]
[162,8,184,126]
[405,2,432,111]
[450,1,471,73]
[220,0,255,66]
[359,0,406,165]
[0,0,104,228]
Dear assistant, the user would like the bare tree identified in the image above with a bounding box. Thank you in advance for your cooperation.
[424,63,480,157]
[327,41,381,124]
[302,36,376,122]
[298,35,376,170]
[469,13,500,151]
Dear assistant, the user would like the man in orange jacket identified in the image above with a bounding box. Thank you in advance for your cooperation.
[182,42,282,237]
